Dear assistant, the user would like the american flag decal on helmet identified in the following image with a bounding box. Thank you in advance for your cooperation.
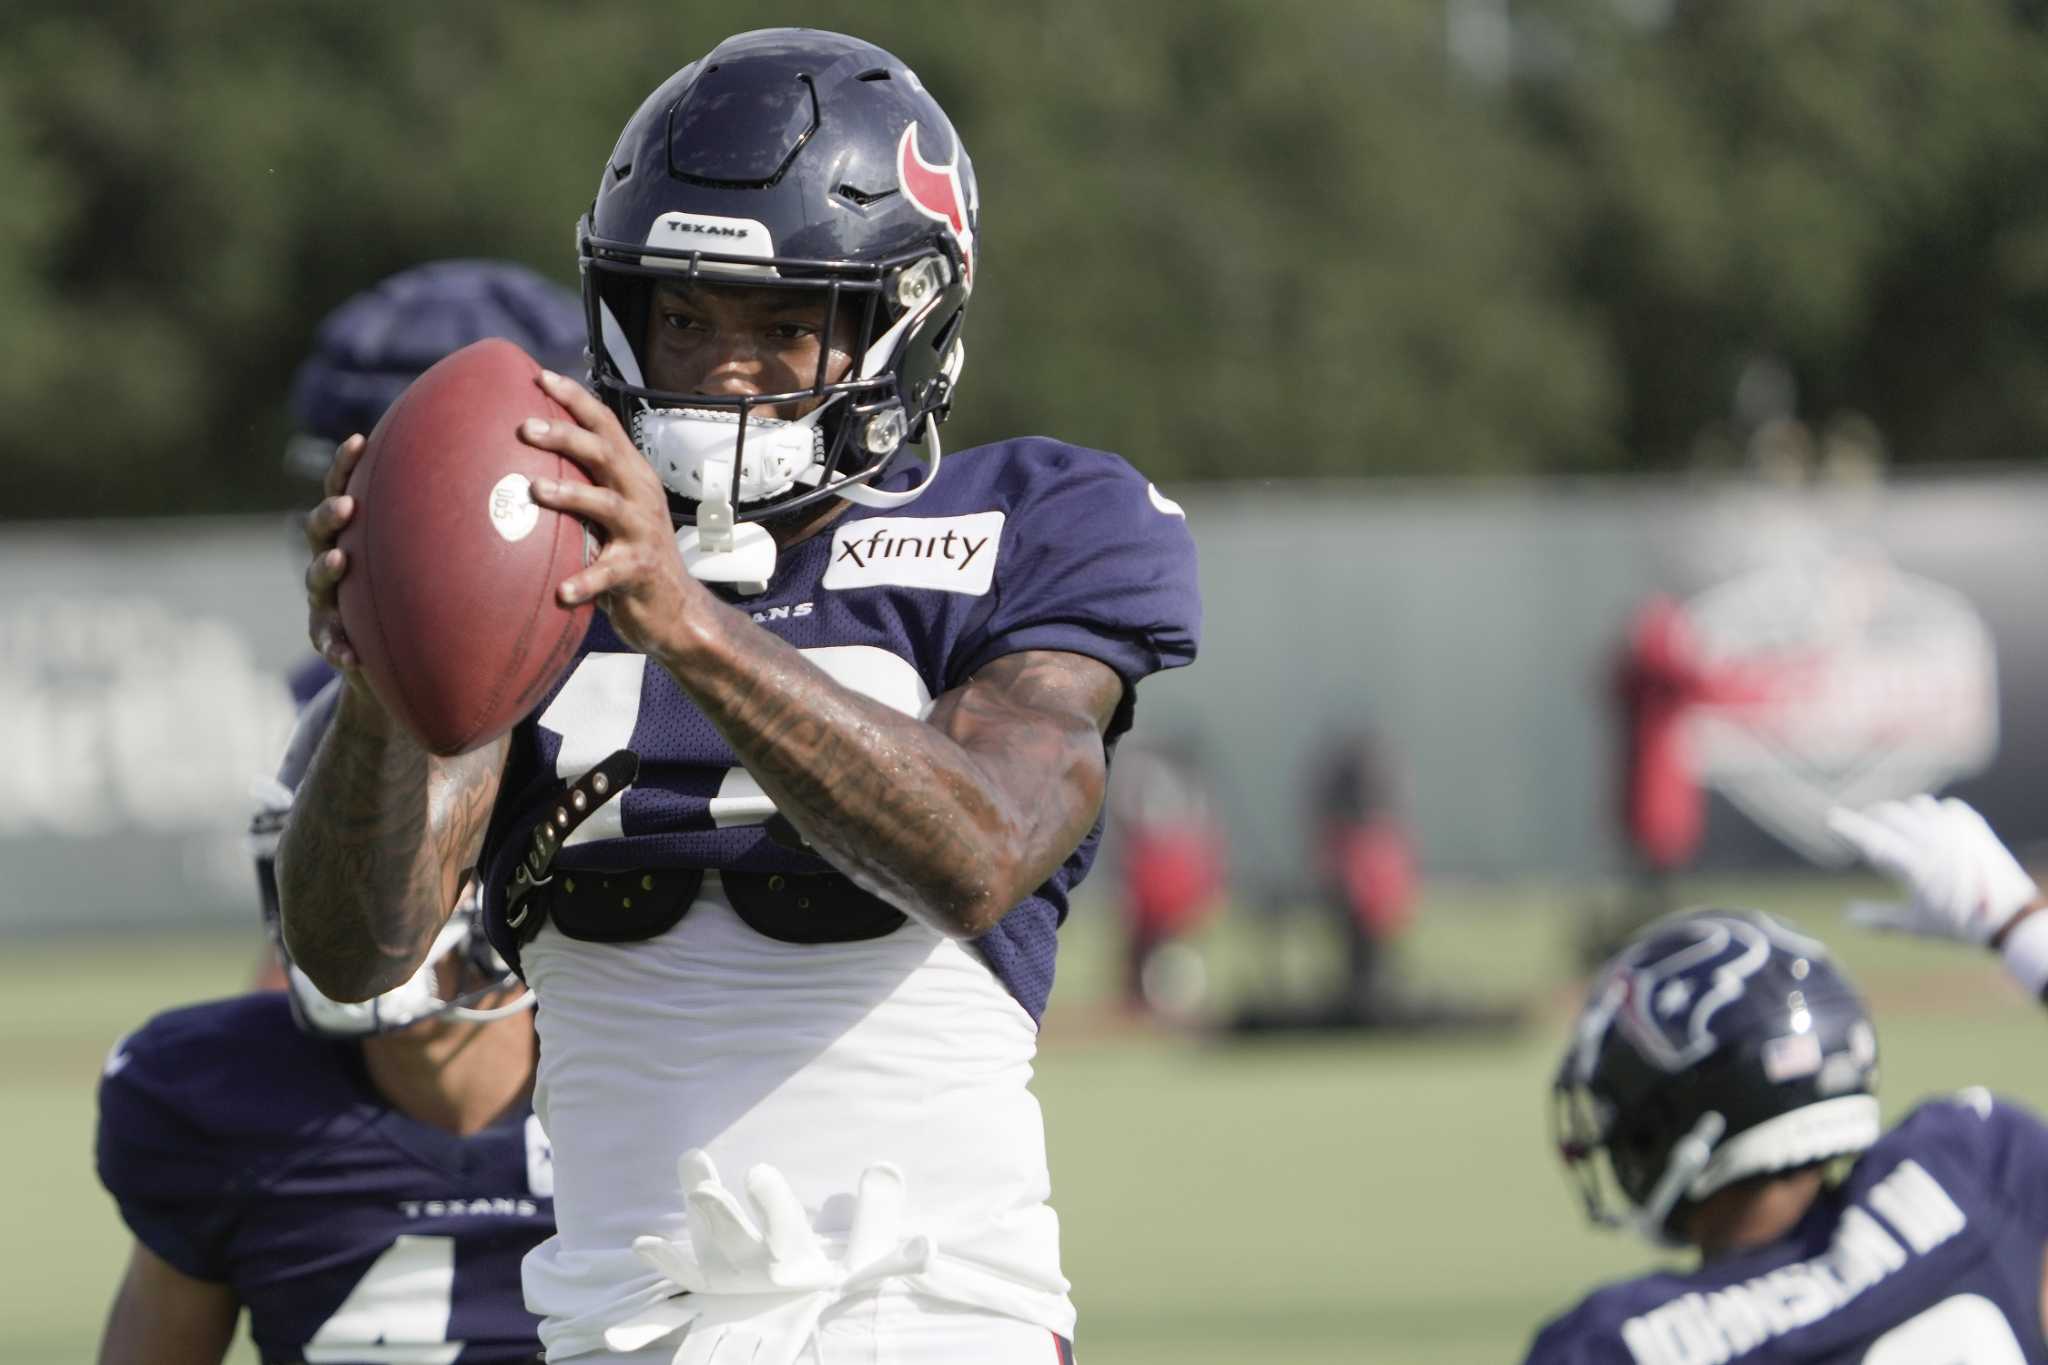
[897,123,975,285]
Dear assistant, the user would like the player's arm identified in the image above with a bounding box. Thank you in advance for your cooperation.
[278,433,508,1000]
[1829,795,2048,1001]
[97,1240,238,1365]
[676,631,1116,938]
[521,371,1120,938]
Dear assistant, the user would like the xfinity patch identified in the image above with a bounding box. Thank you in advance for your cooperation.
[823,511,1004,596]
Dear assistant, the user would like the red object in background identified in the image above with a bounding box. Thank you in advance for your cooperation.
[1612,594,1778,872]
[1122,828,1226,939]
[1320,818,1417,938]
[1615,596,1708,871]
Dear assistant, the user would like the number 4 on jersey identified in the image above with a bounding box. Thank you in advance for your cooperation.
[304,1234,461,1365]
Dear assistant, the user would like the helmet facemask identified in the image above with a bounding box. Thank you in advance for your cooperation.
[1553,1059,1730,1248]
[582,234,967,533]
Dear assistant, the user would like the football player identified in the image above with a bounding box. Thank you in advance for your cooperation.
[95,682,552,1365]
[94,258,584,1365]
[283,27,1199,1364]
[1527,795,2048,1363]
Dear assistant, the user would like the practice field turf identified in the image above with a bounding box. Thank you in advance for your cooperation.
[7,873,2042,1365]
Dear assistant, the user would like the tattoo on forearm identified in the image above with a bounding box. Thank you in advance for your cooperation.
[670,610,1119,936]
[276,702,502,995]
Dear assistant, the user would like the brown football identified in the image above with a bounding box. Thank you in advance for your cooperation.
[337,338,593,756]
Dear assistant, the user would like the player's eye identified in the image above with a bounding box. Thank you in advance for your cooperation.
[767,320,819,342]
[660,310,710,334]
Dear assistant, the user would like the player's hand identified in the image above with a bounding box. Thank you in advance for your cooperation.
[519,369,707,661]
[606,1149,934,1365]
[303,433,368,679]
[1827,795,2040,946]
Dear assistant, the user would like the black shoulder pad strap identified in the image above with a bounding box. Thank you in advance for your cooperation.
[503,748,640,944]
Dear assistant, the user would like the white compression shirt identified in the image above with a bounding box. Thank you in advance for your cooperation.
[517,873,1075,1359]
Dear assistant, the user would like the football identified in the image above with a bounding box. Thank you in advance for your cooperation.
[337,338,594,756]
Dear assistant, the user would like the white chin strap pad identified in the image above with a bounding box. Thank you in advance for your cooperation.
[287,917,472,1038]
[634,407,826,506]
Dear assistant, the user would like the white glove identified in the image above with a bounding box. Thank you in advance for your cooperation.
[603,1150,935,1365]
[1827,795,2039,946]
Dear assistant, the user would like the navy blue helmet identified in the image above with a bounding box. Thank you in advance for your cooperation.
[579,27,977,526]
[1554,909,1881,1245]
[286,259,586,477]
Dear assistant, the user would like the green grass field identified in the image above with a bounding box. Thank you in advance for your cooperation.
[9,872,2042,1364]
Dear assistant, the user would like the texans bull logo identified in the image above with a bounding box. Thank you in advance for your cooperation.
[896,124,975,285]
[1599,914,1825,1074]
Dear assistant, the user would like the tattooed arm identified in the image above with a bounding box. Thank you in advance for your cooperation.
[519,367,1123,939]
[275,688,507,1000]
[278,431,507,1001]
[673,612,1121,938]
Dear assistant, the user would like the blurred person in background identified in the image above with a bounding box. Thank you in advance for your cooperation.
[1307,728,1418,1011]
[1588,594,1777,967]
[1233,728,1517,1034]
[284,258,591,487]
[92,259,582,1362]
[95,682,551,1365]
[283,27,1199,1365]
[1105,730,1227,1019]
[249,259,587,995]
[1529,795,2048,1364]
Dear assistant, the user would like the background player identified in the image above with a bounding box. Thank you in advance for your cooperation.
[94,258,585,1365]
[251,257,587,989]
[96,682,551,1365]
[281,27,1201,1364]
[1527,794,2048,1363]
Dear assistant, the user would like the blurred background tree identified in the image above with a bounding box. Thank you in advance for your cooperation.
[5,0,2048,517]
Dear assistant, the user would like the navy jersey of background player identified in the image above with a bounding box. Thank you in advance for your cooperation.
[1528,1091,2048,1365]
[97,993,552,1364]
[479,437,1202,1022]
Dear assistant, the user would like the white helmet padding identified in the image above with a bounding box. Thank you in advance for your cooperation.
[279,887,535,1039]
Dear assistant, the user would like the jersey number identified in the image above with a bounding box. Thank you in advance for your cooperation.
[1863,1294,2026,1365]
[304,1234,462,1365]
[535,647,935,843]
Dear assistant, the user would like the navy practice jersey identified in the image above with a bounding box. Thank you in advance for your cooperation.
[1526,1092,2048,1365]
[96,993,552,1364]
[478,437,1202,1021]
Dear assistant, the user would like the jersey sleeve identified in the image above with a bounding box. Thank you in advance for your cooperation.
[1941,1089,2048,1235]
[95,1021,243,1282]
[1522,1303,1625,1365]
[949,440,1200,721]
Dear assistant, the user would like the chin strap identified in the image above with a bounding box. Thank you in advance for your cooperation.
[442,992,538,1024]
[601,296,949,538]
[1633,1110,1727,1248]
[833,423,943,509]
[677,453,777,595]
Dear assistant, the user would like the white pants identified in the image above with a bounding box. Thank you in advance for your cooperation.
[582,1290,1075,1365]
